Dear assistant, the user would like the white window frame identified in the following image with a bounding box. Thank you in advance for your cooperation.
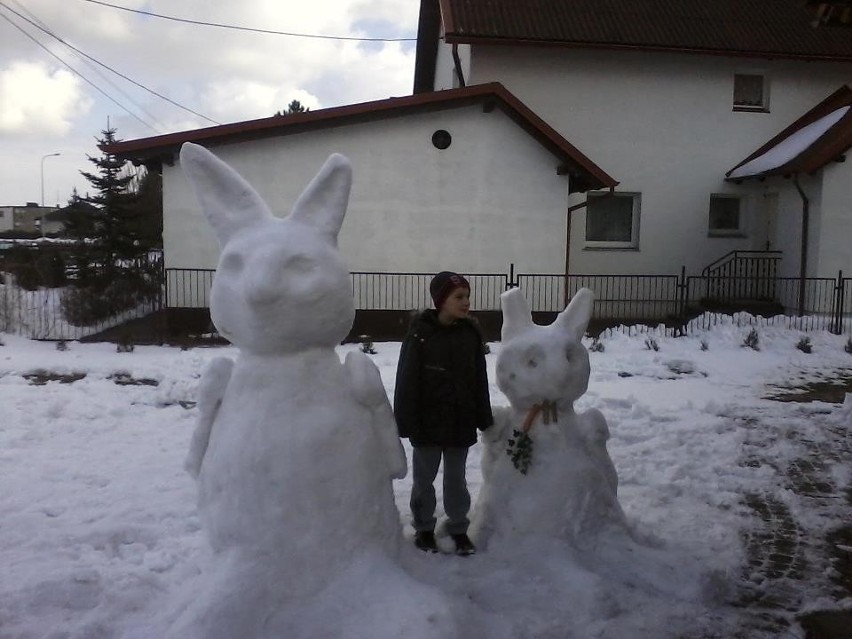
[733,73,769,112]
[708,194,745,237]
[584,191,641,250]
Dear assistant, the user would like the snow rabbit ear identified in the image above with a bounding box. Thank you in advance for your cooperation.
[554,287,595,342]
[289,153,352,244]
[501,287,533,341]
[179,142,273,246]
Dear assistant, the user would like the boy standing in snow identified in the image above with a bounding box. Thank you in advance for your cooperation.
[394,271,493,556]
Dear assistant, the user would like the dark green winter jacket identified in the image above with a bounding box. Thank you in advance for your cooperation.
[393,310,493,448]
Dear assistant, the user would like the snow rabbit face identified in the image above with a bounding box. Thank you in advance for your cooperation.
[179,143,355,353]
[496,288,594,411]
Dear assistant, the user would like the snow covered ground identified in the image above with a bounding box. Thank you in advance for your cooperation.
[1,317,851,639]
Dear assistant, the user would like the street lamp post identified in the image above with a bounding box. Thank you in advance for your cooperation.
[40,152,61,206]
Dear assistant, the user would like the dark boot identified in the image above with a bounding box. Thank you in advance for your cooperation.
[414,530,439,553]
[451,533,476,556]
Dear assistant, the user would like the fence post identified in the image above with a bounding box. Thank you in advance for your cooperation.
[834,270,844,335]
[678,265,688,325]
[507,262,516,289]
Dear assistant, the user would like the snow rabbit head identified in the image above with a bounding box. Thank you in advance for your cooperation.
[179,142,355,353]
[497,287,594,411]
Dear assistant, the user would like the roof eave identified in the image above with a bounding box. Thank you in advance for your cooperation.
[726,86,852,180]
[443,34,852,63]
[103,82,618,193]
[102,90,498,161]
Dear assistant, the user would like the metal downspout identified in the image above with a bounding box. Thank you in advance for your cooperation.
[452,44,466,87]
[564,186,615,303]
[793,175,809,317]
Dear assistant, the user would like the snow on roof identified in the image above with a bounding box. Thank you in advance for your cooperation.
[728,105,850,179]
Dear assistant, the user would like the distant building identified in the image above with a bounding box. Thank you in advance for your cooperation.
[0,206,12,233]
[40,208,69,236]
[0,202,61,235]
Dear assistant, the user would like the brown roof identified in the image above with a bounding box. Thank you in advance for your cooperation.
[726,85,852,180]
[103,82,617,193]
[414,0,852,91]
[809,1,852,27]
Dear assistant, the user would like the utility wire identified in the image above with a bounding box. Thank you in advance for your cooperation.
[1,2,220,126]
[80,0,416,42]
[0,5,158,131]
[7,0,167,130]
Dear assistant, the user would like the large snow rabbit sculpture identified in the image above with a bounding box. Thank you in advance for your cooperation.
[472,287,627,549]
[170,144,457,639]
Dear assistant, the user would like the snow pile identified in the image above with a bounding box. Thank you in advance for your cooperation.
[160,144,458,638]
[474,288,624,545]
[1,319,851,637]
[837,392,852,427]
[470,288,720,637]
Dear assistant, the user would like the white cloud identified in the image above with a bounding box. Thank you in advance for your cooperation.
[347,0,421,27]
[0,0,420,204]
[201,80,320,122]
[0,60,93,135]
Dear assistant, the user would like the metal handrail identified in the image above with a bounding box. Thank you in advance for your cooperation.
[701,250,782,277]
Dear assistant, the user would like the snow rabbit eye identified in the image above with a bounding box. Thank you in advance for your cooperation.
[287,254,316,274]
[524,345,545,368]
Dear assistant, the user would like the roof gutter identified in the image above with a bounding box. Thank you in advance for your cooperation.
[564,187,615,299]
[442,35,852,64]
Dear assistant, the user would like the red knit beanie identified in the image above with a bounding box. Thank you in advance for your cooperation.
[430,271,470,309]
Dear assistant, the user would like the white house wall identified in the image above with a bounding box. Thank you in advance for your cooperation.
[815,160,852,278]
[434,37,470,90]
[162,106,571,306]
[770,174,820,281]
[466,46,852,277]
[434,35,455,89]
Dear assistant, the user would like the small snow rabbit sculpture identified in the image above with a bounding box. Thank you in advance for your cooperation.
[169,143,435,639]
[472,287,626,548]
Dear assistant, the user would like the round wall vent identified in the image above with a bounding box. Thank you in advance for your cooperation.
[431,129,452,150]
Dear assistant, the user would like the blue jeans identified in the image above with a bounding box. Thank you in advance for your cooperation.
[410,446,470,535]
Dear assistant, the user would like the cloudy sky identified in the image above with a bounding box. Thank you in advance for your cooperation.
[0,0,420,207]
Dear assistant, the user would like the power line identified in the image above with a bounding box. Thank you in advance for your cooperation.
[1,2,220,126]
[80,0,416,42]
[0,5,158,132]
[7,0,167,130]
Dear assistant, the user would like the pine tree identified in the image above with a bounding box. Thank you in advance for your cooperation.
[62,189,98,283]
[130,169,163,251]
[274,99,310,116]
[62,188,96,239]
[61,127,163,325]
[79,127,139,277]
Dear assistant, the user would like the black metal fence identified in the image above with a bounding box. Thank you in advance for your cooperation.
[1,250,163,341]
[350,272,509,311]
[2,261,851,339]
[0,282,162,340]
[685,275,846,333]
[840,277,852,335]
[158,267,851,336]
[165,268,214,308]
[516,273,682,321]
